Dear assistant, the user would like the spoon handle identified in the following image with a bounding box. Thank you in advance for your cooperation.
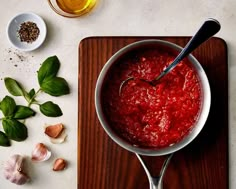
[155,18,221,81]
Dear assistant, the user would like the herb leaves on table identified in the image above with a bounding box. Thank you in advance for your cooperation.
[0,56,70,146]
[0,96,34,146]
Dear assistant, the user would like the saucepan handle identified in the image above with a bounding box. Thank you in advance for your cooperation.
[136,153,173,189]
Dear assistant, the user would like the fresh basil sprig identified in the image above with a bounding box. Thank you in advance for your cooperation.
[0,55,70,147]
[0,96,35,146]
[4,56,69,117]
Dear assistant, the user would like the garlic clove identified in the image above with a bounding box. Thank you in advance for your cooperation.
[49,130,67,144]
[45,123,64,138]
[31,143,51,162]
[44,123,67,144]
[53,158,67,171]
[3,154,29,185]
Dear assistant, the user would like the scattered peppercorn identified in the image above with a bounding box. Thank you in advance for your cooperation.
[17,21,40,43]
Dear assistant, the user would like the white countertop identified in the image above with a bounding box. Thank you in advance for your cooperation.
[0,0,235,188]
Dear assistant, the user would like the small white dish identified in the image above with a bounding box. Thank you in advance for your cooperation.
[7,12,47,52]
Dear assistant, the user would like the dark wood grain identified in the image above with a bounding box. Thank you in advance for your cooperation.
[78,37,228,189]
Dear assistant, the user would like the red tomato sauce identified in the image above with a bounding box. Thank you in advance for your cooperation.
[102,47,202,148]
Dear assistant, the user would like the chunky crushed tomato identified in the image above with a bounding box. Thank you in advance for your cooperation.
[102,47,202,148]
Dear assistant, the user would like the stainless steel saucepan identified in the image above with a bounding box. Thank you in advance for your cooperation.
[95,27,214,188]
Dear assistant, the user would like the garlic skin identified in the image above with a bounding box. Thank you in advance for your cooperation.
[32,143,51,162]
[53,158,67,171]
[3,154,29,185]
[49,130,67,144]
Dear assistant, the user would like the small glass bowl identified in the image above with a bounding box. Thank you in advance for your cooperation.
[47,0,96,18]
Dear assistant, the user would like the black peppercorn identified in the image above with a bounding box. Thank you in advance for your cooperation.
[17,21,40,43]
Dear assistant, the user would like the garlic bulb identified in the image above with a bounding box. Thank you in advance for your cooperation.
[31,143,51,162]
[3,154,29,185]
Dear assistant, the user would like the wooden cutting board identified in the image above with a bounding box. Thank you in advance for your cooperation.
[78,37,228,189]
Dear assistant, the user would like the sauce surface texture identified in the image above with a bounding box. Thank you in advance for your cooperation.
[102,47,202,148]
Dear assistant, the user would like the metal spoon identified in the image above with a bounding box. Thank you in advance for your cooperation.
[119,18,221,95]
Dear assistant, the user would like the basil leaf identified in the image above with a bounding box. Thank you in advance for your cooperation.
[24,89,36,103]
[0,131,10,147]
[38,56,60,85]
[41,77,70,96]
[3,119,28,141]
[13,105,36,119]
[0,96,16,117]
[40,101,62,117]
[28,89,36,98]
[4,77,24,96]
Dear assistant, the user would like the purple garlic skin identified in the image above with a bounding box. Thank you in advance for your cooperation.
[3,154,29,185]
[31,143,51,162]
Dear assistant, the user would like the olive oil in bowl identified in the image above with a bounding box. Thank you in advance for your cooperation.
[48,0,96,17]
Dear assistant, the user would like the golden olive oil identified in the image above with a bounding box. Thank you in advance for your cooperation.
[56,0,96,15]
